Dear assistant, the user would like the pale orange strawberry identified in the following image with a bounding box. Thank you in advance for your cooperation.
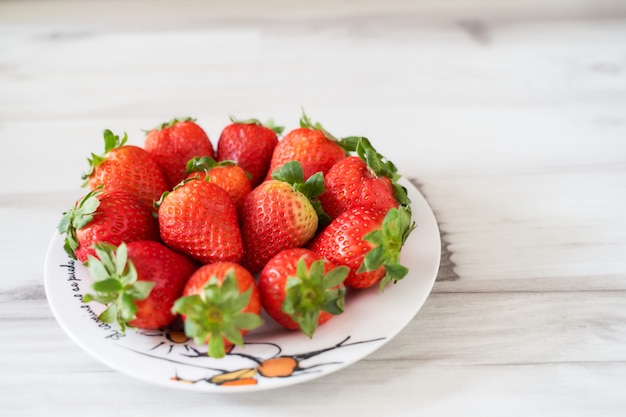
[185,156,251,212]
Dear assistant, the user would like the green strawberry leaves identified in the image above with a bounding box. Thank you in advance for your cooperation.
[171,270,264,359]
[271,160,330,225]
[356,137,398,180]
[156,117,196,130]
[298,110,375,158]
[81,129,128,184]
[102,128,128,153]
[358,206,417,291]
[299,109,340,142]
[57,187,102,259]
[229,115,285,135]
[186,156,235,174]
[337,135,365,153]
[283,257,349,338]
[186,156,252,180]
[271,160,323,198]
[299,109,358,155]
[82,242,155,332]
[331,134,412,208]
[355,137,411,207]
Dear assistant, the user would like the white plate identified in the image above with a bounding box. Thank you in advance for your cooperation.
[44,178,441,393]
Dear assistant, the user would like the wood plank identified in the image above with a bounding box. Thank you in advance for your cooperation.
[1,0,626,26]
[414,172,626,292]
[1,7,625,415]
[3,291,624,371]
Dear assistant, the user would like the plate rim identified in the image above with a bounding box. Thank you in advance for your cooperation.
[43,177,441,393]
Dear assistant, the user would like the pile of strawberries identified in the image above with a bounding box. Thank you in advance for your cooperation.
[58,112,415,358]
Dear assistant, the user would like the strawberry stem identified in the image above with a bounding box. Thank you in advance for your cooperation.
[171,271,264,358]
[355,137,411,206]
[57,187,102,259]
[337,136,365,153]
[82,242,155,332]
[185,156,235,174]
[299,108,340,142]
[283,258,349,338]
[270,161,330,224]
[81,130,128,185]
[298,110,366,155]
[358,206,417,291]
[157,117,196,130]
[229,115,284,135]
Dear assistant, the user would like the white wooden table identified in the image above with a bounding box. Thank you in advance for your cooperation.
[1,1,625,415]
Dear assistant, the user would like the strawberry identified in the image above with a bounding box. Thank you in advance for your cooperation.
[308,206,416,290]
[144,117,215,189]
[156,177,243,265]
[185,156,252,212]
[217,116,283,187]
[320,137,410,219]
[265,111,349,181]
[240,161,327,273]
[83,241,198,331]
[172,262,263,358]
[258,248,349,337]
[83,129,169,208]
[57,188,160,262]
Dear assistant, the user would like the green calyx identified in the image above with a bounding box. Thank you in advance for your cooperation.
[358,206,417,291]
[356,137,398,179]
[153,176,198,212]
[229,115,284,135]
[298,109,370,156]
[299,108,340,142]
[81,129,128,185]
[185,156,235,174]
[186,156,252,181]
[153,190,170,212]
[57,187,102,260]
[270,160,330,225]
[156,117,196,131]
[171,271,264,359]
[356,137,411,206]
[283,257,349,338]
[83,242,155,332]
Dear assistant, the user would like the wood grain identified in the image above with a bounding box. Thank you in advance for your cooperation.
[1,2,625,415]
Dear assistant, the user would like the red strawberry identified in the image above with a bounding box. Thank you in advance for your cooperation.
[240,161,327,273]
[320,137,410,219]
[172,262,263,358]
[57,188,160,262]
[258,248,349,337]
[83,241,198,331]
[265,111,348,181]
[144,117,215,189]
[83,129,168,208]
[156,177,243,265]
[308,206,415,290]
[185,156,252,212]
[217,116,282,187]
